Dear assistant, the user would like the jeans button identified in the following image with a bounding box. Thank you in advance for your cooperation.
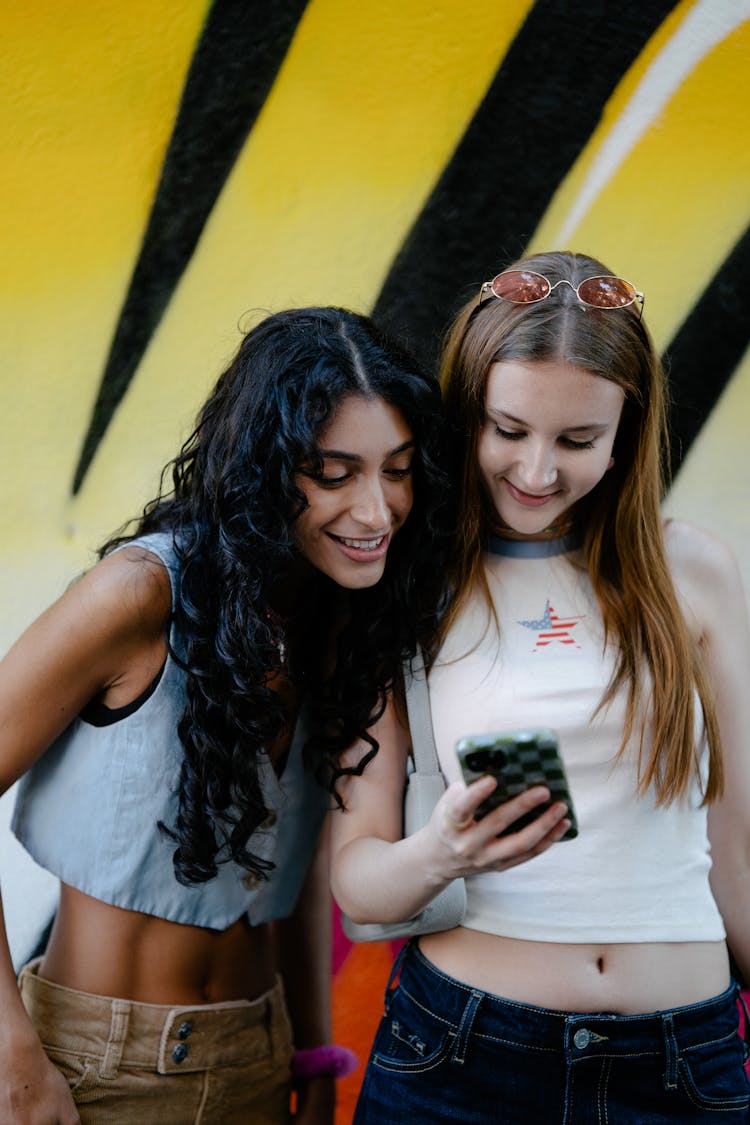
[574,1028,592,1049]
[177,1020,193,1040]
[172,1042,189,1064]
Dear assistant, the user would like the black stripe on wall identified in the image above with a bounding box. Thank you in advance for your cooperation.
[664,223,750,475]
[373,0,680,371]
[72,0,310,494]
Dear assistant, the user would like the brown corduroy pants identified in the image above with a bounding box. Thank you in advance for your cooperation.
[19,957,294,1123]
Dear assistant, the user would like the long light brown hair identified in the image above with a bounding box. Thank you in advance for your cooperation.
[440,250,722,804]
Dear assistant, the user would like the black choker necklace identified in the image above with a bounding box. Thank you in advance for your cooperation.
[490,517,575,541]
[487,529,582,558]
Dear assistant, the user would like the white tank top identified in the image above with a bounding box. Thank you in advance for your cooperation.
[428,533,725,943]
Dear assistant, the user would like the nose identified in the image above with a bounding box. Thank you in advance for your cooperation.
[351,476,390,529]
[516,442,557,492]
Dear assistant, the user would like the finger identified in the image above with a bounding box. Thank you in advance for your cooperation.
[515,807,572,852]
[474,784,552,839]
[484,801,571,865]
[442,775,498,832]
[499,815,573,869]
[443,810,474,831]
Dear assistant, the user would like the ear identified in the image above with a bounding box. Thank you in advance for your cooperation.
[607,457,615,470]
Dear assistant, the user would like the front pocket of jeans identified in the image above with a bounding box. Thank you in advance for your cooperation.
[372,1028,454,1075]
[679,1033,750,1111]
[370,989,454,1074]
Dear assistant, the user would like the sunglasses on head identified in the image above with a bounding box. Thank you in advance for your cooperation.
[479,270,644,318]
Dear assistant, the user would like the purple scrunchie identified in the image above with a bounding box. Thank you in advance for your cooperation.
[291,1044,358,1081]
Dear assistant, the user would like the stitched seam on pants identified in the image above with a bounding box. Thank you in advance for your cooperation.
[372,1037,454,1076]
[397,984,455,1029]
[677,1057,750,1111]
[564,1060,575,1125]
[474,1030,557,1055]
[598,1057,611,1125]
[570,1047,660,1061]
[195,1070,210,1124]
[683,1029,741,1054]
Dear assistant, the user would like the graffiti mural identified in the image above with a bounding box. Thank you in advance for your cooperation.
[1,1,749,1118]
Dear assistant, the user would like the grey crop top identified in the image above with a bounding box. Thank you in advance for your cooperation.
[11,532,328,929]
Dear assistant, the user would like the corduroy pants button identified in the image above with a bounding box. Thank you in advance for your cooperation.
[172,1042,189,1064]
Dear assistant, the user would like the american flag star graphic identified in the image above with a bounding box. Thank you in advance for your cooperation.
[517,600,585,651]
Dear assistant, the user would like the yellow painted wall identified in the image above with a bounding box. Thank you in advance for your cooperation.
[1,4,749,1117]
[2,1,748,648]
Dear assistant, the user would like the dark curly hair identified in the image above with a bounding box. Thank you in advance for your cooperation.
[101,307,449,885]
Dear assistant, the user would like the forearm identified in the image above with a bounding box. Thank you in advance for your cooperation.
[273,832,337,1123]
[331,828,450,925]
[711,865,750,986]
[0,887,81,1122]
[0,888,36,1031]
[273,828,332,1048]
[332,779,571,926]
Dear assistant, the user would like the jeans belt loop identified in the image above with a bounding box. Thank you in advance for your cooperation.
[450,989,483,1066]
[383,943,409,1014]
[99,998,130,1080]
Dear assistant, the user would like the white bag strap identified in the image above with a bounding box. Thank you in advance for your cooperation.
[403,644,442,777]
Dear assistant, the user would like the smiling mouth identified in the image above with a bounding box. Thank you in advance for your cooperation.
[329,533,387,551]
[505,480,559,506]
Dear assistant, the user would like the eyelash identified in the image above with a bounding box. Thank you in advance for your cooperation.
[317,475,349,487]
[494,426,595,451]
[316,466,413,488]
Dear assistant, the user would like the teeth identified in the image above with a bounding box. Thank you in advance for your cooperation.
[338,536,384,551]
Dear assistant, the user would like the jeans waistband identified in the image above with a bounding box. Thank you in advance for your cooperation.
[19,957,288,1076]
[397,943,739,1062]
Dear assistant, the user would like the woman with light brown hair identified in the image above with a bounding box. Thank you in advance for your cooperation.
[330,251,750,1122]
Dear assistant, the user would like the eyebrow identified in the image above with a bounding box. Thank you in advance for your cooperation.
[487,408,611,434]
[318,439,416,462]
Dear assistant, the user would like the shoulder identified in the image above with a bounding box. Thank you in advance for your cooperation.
[664,518,745,640]
[71,546,172,638]
[664,518,739,585]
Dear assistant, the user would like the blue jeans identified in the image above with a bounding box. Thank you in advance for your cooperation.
[354,942,750,1124]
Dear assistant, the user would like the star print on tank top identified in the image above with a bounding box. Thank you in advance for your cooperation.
[517,598,585,651]
[484,531,587,653]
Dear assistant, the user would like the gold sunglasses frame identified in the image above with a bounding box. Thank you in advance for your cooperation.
[478,271,644,319]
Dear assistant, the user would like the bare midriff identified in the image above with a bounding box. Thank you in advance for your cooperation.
[419,926,730,1014]
[39,883,275,1005]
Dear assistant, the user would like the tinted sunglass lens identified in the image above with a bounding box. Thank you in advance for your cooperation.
[578,276,636,308]
[490,270,550,303]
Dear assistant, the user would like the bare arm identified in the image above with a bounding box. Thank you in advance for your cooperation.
[330,694,570,927]
[672,526,750,983]
[0,548,171,1123]
[273,822,334,1124]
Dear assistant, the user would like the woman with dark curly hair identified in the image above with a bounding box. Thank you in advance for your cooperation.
[0,306,448,1123]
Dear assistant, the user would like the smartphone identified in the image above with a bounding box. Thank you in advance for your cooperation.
[455,728,578,840]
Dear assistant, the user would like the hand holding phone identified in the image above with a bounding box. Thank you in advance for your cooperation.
[456,728,578,841]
